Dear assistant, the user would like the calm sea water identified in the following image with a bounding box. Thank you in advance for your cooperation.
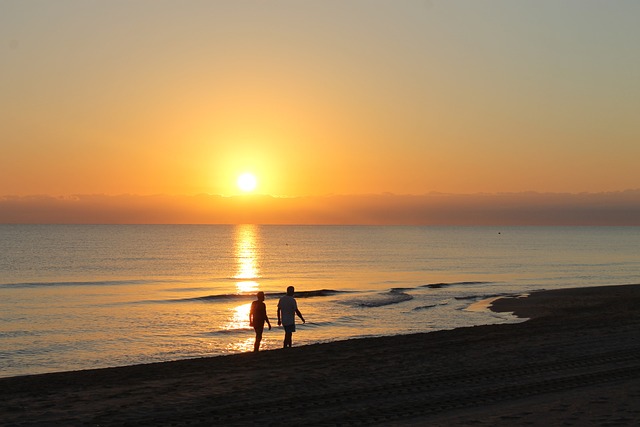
[1,225,639,378]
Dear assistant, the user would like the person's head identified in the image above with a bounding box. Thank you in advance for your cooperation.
[256,291,265,301]
[286,286,295,296]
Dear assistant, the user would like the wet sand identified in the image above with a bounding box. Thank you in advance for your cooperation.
[2,284,640,426]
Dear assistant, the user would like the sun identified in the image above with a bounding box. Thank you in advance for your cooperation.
[237,172,258,192]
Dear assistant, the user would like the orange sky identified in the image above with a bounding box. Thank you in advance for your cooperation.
[1,1,639,223]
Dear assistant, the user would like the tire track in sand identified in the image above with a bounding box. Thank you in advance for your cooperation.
[140,346,640,426]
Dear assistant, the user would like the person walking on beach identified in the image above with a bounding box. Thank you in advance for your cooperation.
[249,291,271,352]
[277,286,305,348]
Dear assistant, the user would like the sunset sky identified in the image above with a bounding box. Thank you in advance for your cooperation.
[1,1,639,224]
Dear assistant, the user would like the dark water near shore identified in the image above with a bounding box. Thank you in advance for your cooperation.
[1,225,639,377]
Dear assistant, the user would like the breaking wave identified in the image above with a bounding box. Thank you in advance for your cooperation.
[184,289,349,303]
[346,289,413,308]
[421,281,494,289]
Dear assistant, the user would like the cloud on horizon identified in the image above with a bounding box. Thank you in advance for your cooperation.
[1,191,639,225]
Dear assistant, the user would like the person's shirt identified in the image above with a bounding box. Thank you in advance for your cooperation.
[278,295,298,326]
[250,300,267,326]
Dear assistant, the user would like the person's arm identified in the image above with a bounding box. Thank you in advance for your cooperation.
[264,305,272,330]
[277,306,282,326]
[249,302,254,326]
[295,308,305,324]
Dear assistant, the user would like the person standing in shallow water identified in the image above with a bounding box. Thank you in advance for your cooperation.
[277,286,305,348]
[249,291,271,352]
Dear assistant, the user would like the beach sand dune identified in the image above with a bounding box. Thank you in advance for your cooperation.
[2,284,640,426]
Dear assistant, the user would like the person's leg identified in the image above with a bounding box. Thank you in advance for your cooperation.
[284,332,292,348]
[254,325,264,352]
[254,330,263,352]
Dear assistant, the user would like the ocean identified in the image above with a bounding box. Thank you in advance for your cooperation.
[1,224,639,378]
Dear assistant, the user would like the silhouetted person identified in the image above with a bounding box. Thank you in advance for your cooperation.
[277,286,305,348]
[249,291,271,352]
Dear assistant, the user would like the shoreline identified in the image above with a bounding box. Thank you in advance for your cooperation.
[2,283,640,425]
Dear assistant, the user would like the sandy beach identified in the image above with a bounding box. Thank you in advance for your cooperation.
[2,284,640,426]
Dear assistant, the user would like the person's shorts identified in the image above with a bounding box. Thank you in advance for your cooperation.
[284,324,296,333]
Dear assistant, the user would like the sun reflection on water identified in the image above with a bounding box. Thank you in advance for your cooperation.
[236,280,259,294]
[222,225,264,351]
[234,224,260,283]
[227,336,257,353]
[223,302,252,331]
